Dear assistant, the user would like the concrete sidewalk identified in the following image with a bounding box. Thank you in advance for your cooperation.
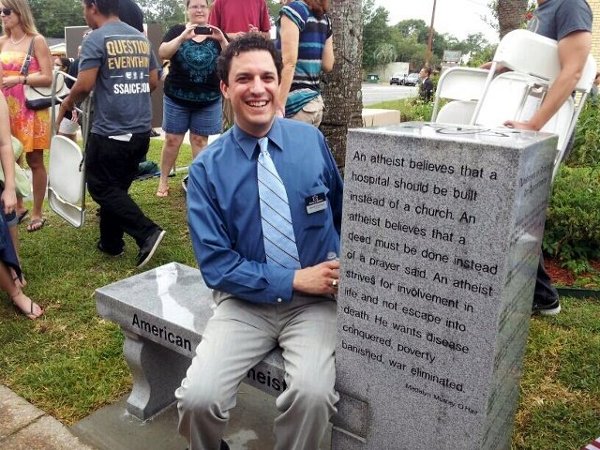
[1,383,332,450]
[0,385,94,450]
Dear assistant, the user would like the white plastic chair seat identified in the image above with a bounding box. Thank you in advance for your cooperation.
[475,72,548,128]
[435,101,478,125]
[431,67,489,123]
[48,135,86,228]
[436,67,489,101]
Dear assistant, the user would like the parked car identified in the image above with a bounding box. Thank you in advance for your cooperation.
[389,73,406,85]
[404,73,420,86]
[366,73,380,83]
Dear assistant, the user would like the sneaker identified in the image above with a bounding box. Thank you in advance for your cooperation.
[532,298,561,316]
[182,175,189,193]
[185,440,228,450]
[136,228,166,268]
[96,241,124,257]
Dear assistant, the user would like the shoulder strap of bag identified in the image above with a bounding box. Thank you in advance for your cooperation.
[20,37,35,76]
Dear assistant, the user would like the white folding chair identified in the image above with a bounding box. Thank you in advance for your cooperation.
[48,135,86,228]
[48,70,91,228]
[471,29,597,180]
[431,67,489,124]
[435,100,478,125]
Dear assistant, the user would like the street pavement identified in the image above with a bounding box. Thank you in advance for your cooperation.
[362,83,417,106]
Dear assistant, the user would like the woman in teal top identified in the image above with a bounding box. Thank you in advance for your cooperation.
[156,0,228,197]
[277,0,334,127]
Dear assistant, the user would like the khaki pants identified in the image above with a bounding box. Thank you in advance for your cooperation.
[176,293,338,450]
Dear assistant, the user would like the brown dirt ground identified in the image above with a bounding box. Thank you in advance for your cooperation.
[545,257,600,287]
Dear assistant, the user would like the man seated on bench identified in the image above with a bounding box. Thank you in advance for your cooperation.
[176,35,343,450]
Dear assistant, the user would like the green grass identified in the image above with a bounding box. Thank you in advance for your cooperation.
[0,138,197,421]
[514,298,600,449]
[1,138,599,449]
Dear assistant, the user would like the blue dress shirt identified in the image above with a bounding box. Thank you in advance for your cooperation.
[187,118,344,304]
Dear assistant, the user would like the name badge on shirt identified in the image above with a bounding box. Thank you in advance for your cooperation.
[305,192,327,214]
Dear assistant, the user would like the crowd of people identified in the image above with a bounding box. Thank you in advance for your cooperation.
[0,0,336,325]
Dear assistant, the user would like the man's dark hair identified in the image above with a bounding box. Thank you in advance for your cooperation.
[422,67,432,76]
[83,0,119,17]
[217,35,283,85]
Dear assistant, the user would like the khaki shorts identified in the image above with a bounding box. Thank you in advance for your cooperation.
[290,95,324,127]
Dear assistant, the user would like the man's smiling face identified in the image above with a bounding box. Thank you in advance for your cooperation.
[220,50,279,137]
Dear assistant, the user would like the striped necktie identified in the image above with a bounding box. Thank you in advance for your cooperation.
[257,137,300,269]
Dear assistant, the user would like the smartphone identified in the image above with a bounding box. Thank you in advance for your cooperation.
[194,26,213,35]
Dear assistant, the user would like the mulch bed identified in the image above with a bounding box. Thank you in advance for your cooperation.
[545,256,600,288]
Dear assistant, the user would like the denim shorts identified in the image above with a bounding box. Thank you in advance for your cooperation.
[162,95,222,136]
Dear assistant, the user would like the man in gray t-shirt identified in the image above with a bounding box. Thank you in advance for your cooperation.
[504,0,592,316]
[57,0,165,269]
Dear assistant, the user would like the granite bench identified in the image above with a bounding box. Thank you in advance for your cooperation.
[95,262,367,443]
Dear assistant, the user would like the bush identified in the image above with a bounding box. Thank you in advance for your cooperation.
[566,99,600,167]
[543,166,600,273]
[402,98,434,122]
[366,98,434,122]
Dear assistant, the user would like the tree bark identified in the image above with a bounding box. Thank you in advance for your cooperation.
[496,0,528,39]
[321,0,363,171]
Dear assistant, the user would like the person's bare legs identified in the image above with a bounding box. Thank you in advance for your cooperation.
[25,150,47,231]
[157,133,185,197]
[190,134,208,159]
[0,262,42,319]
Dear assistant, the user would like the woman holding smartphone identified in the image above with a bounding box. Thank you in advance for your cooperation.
[156,0,227,197]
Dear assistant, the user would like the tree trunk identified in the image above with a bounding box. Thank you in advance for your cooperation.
[321,0,363,171]
[496,0,528,38]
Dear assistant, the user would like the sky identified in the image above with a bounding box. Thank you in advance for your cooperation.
[373,0,500,43]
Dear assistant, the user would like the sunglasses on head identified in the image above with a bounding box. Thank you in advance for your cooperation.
[0,7,12,15]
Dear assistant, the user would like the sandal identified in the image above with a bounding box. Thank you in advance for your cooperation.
[17,209,29,224]
[156,186,169,198]
[26,218,47,232]
[11,292,43,320]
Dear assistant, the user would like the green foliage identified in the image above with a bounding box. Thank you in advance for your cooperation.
[267,0,282,23]
[30,0,85,38]
[138,0,185,31]
[368,98,434,122]
[566,100,600,168]
[373,43,397,67]
[362,0,392,69]
[362,3,494,72]
[466,43,497,68]
[543,166,600,273]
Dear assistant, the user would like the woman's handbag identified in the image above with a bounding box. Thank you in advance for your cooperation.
[20,39,69,111]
